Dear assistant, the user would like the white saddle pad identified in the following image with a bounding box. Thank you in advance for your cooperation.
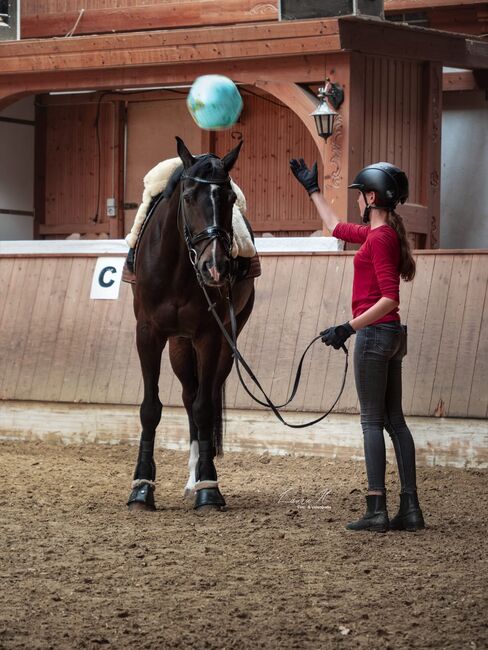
[125,157,256,258]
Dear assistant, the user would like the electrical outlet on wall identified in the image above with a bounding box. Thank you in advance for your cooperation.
[106,198,116,217]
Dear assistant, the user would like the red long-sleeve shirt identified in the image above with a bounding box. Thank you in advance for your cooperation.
[332,222,400,324]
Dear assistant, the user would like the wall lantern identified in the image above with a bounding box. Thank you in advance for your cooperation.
[311,80,344,140]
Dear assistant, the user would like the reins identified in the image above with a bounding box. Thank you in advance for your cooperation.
[179,170,350,429]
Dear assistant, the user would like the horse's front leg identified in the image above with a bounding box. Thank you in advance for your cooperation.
[167,337,199,498]
[128,321,166,511]
[192,335,227,511]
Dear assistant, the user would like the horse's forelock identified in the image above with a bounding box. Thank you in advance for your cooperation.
[189,155,229,182]
[164,155,229,200]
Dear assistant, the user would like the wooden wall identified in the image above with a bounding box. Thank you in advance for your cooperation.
[39,91,322,239]
[41,102,118,238]
[1,251,486,419]
[350,55,438,249]
[124,97,203,236]
[36,53,439,243]
[214,90,323,234]
[362,57,423,204]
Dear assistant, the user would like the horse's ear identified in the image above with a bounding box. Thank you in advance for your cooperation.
[176,136,196,169]
[222,140,243,173]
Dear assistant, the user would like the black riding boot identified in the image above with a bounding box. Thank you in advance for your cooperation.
[346,494,389,532]
[390,492,425,532]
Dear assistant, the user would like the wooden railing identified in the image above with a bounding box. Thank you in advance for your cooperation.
[1,243,486,418]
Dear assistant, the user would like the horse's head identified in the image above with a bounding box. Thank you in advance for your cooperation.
[176,136,242,287]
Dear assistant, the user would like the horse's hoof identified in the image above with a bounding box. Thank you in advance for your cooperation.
[128,501,155,513]
[127,483,156,511]
[194,487,226,511]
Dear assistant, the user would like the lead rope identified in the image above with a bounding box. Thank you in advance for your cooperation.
[178,181,349,428]
[194,268,349,428]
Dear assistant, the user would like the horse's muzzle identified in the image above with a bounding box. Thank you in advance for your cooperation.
[201,259,230,286]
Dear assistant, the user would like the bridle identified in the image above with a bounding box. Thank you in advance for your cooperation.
[179,171,233,268]
[178,169,349,429]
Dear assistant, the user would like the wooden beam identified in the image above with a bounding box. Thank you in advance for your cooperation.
[443,70,478,91]
[322,53,366,231]
[21,1,279,40]
[420,62,443,248]
[33,101,47,240]
[385,0,486,10]
[112,101,126,240]
[0,19,340,75]
[400,204,429,234]
[1,33,342,75]
[338,16,488,69]
[0,55,333,114]
[427,5,488,36]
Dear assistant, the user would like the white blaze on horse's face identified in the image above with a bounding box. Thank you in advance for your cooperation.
[195,181,234,287]
[209,184,220,283]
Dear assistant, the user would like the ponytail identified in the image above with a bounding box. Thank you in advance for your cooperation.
[388,211,416,282]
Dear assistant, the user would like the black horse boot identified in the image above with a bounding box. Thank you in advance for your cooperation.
[390,492,425,532]
[346,494,389,532]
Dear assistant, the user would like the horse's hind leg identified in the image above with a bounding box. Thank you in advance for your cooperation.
[128,321,166,511]
[168,337,199,497]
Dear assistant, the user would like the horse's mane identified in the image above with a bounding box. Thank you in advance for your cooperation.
[163,164,184,199]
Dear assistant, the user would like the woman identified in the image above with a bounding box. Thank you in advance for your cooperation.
[290,158,425,533]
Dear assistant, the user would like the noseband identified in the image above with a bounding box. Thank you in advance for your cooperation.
[179,172,233,267]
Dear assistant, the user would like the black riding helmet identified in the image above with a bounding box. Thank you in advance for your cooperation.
[349,162,409,223]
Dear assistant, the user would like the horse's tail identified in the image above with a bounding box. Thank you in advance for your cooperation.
[214,383,226,456]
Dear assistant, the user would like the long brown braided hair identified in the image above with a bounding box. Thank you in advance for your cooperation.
[388,210,416,282]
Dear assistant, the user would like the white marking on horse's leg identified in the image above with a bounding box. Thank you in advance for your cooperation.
[184,440,199,498]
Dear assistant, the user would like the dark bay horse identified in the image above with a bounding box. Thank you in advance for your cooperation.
[128,137,255,512]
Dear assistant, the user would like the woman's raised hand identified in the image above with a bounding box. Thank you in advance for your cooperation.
[289,158,320,195]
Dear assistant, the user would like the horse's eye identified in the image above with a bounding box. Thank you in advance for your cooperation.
[183,190,194,203]
[227,190,237,204]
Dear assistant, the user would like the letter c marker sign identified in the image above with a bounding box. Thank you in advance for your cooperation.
[90,257,125,299]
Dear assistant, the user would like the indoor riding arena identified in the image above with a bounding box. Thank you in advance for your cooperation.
[1,2,487,649]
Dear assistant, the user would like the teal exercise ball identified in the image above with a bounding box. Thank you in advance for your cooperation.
[187,75,243,130]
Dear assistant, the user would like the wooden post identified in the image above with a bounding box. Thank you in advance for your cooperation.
[201,129,216,154]
[34,99,47,240]
[111,101,126,240]
[421,61,442,249]
[323,52,366,232]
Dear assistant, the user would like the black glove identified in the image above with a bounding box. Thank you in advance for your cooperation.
[289,158,319,195]
[320,322,355,350]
